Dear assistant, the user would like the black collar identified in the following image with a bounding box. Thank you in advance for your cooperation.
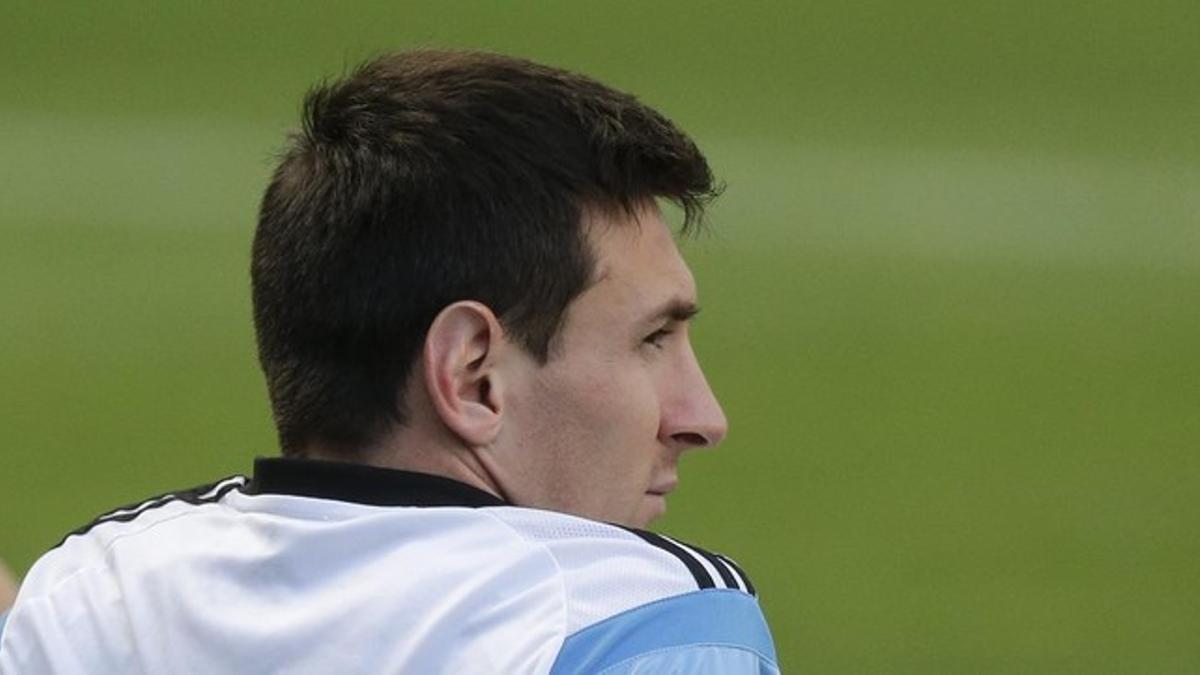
[247,457,509,508]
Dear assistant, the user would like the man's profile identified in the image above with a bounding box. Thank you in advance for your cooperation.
[0,50,778,673]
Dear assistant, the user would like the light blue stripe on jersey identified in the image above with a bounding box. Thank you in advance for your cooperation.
[587,643,781,674]
[0,608,8,642]
[550,589,778,674]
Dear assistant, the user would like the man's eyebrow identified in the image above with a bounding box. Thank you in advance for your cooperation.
[644,299,700,324]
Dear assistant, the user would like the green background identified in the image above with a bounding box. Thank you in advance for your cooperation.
[3,2,1197,671]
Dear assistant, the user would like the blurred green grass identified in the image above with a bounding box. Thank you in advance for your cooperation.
[3,2,1197,672]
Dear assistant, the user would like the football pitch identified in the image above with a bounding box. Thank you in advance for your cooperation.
[3,2,1197,671]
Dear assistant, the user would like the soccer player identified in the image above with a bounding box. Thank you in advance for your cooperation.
[0,50,779,673]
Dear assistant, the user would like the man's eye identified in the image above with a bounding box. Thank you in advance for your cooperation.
[643,328,672,349]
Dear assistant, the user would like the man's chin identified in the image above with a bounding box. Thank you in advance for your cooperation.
[632,493,667,527]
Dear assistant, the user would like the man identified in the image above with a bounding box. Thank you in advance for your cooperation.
[0,50,779,673]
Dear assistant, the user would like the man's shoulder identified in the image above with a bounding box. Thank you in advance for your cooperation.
[485,509,777,674]
[489,507,756,594]
[485,508,760,633]
[25,475,248,590]
[2,475,253,671]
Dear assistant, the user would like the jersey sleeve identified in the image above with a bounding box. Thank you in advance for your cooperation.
[548,588,779,674]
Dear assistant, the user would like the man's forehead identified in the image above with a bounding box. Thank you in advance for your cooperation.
[587,224,694,283]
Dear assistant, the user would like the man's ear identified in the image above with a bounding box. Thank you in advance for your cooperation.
[422,301,506,447]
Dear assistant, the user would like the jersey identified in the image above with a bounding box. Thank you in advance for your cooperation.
[0,458,778,674]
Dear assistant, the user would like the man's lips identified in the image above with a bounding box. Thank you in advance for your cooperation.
[647,479,678,496]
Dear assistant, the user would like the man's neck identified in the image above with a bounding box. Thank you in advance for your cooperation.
[303,430,508,502]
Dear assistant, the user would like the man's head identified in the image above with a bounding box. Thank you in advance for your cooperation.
[252,50,726,525]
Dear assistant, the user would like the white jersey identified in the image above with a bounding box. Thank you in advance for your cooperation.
[1,458,778,674]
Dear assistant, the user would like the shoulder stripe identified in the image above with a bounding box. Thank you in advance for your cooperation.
[56,475,247,548]
[620,527,761,596]
[193,476,245,501]
[625,529,715,590]
[713,557,747,593]
[716,553,757,596]
[662,530,734,588]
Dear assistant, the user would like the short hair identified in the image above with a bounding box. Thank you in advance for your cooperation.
[252,49,718,456]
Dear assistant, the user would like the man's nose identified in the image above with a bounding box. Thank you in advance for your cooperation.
[660,345,728,450]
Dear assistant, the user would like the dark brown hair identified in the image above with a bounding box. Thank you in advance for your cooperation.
[252,50,718,456]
